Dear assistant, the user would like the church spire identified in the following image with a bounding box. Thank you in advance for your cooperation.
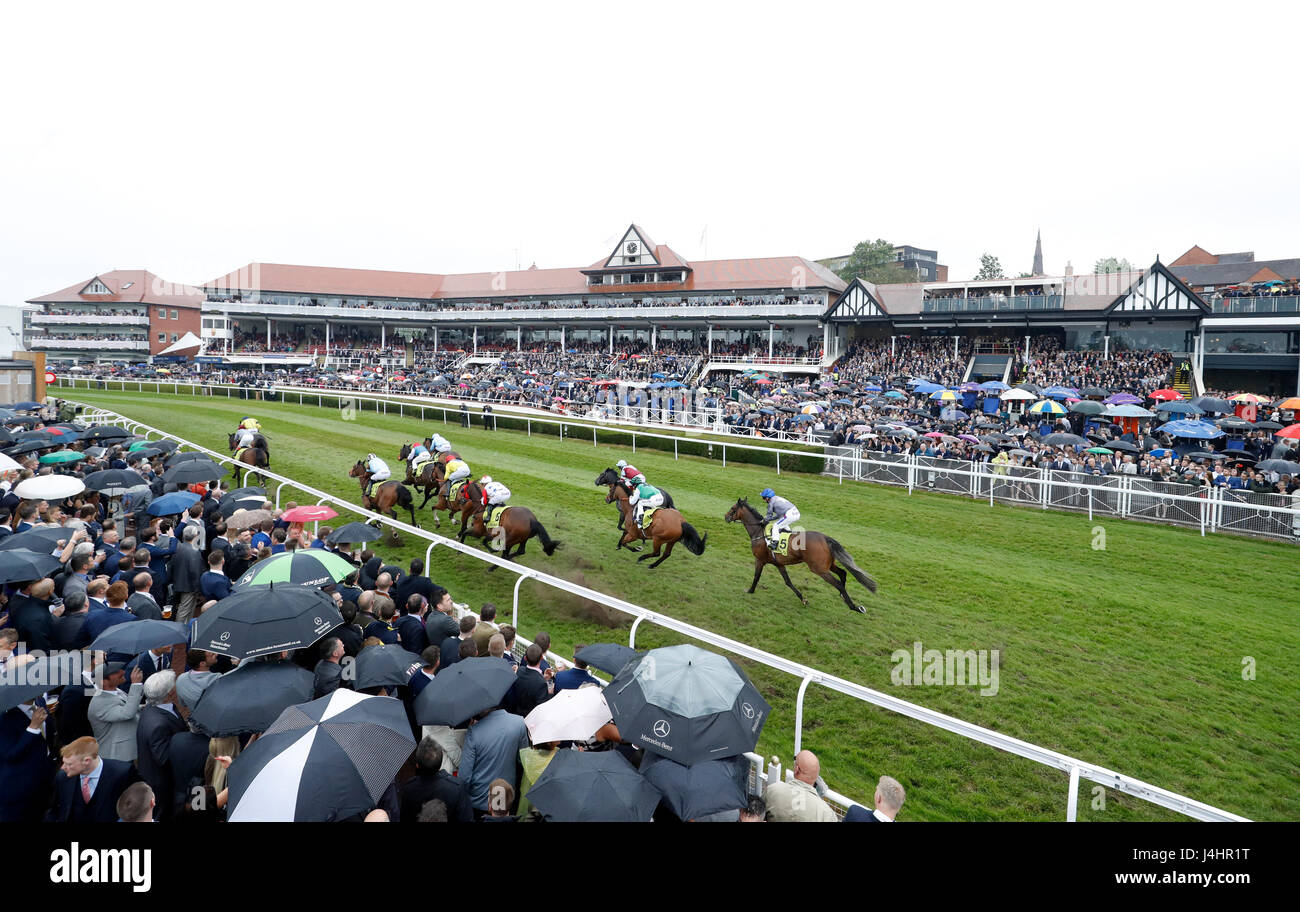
[1032,230,1044,276]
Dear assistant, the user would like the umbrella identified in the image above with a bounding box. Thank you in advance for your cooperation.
[1028,400,1067,415]
[0,550,63,584]
[603,644,771,766]
[4,440,55,455]
[1041,433,1087,448]
[81,468,147,496]
[1277,424,1300,440]
[1254,420,1284,431]
[165,451,217,468]
[1156,401,1203,416]
[939,408,968,421]
[1192,397,1234,414]
[1232,393,1269,405]
[226,509,273,531]
[192,586,342,660]
[1069,401,1105,416]
[162,461,225,485]
[524,686,612,745]
[219,495,269,518]
[1103,405,1155,418]
[1104,393,1143,405]
[1276,397,1300,411]
[80,425,133,442]
[928,390,959,401]
[226,690,415,822]
[1000,388,1037,401]
[573,643,642,675]
[1257,459,1300,474]
[235,550,357,589]
[12,401,42,411]
[1086,447,1113,455]
[37,451,85,465]
[14,476,85,500]
[190,660,316,737]
[327,522,382,545]
[1148,389,1183,401]
[0,526,75,553]
[1158,419,1226,440]
[281,505,338,523]
[89,620,189,656]
[1216,417,1253,430]
[352,644,421,691]
[413,657,517,726]
[639,752,749,821]
[146,491,202,516]
[0,452,20,472]
[1107,440,1140,453]
[0,653,82,712]
[526,749,662,822]
[1043,386,1079,399]
[1080,387,1111,398]
[126,447,164,461]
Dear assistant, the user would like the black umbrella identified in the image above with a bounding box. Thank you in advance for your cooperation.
[1069,401,1105,416]
[0,550,62,584]
[1254,420,1284,431]
[353,644,421,691]
[327,522,383,545]
[163,461,225,484]
[639,752,749,821]
[1192,397,1234,414]
[192,586,342,660]
[220,493,269,517]
[573,643,642,675]
[1107,440,1140,453]
[147,439,180,454]
[89,620,189,655]
[190,660,315,737]
[0,527,73,553]
[225,690,415,822]
[413,657,517,726]
[604,644,771,766]
[1080,387,1111,398]
[1216,417,1253,430]
[1042,433,1087,448]
[1257,459,1300,474]
[225,485,268,500]
[81,468,147,496]
[165,450,217,468]
[4,439,54,455]
[12,430,55,443]
[80,425,133,441]
[0,653,83,712]
[526,749,662,822]
[126,447,164,461]
[3,416,40,428]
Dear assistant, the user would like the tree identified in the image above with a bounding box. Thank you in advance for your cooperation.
[975,254,1005,281]
[1015,272,1032,279]
[835,239,919,285]
[1094,256,1134,274]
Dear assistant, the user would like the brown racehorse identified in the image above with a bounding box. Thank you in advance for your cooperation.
[398,444,440,508]
[228,433,270,487]
[724,498,876,614]
[605,482,706,568]
[594,468,675,532]
[459,500,559,565]
[426,461,479,529]
[349,461,419,528]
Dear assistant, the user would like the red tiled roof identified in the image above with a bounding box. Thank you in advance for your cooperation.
[27,269,203,307]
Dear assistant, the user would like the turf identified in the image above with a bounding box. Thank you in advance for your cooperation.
[64,386,1300,821]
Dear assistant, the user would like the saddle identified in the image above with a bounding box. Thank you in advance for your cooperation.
[639,505,659,529]
[411,454,433,475]
[234,447,248,462]
[447,479,467,501]
[485,504,509,529]
[764,523,806,556]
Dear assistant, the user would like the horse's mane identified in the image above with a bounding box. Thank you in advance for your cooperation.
[736,499,763,522]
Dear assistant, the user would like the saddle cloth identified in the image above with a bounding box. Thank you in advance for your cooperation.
[411,454,433,474]
[638,506,659,529]
[485,504,509,529]
[764,524,806,556]
[234,447,248,462]
[448,479,467,501]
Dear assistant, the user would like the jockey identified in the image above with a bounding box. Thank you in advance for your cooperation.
[627,480,664,531]
[239,417,261,431]
[761,488,800,551]
[442,455,471,497]
[429,434,452,455]
[480,475,511,510]
[616,459,644,490]
[407,441,431,469]
[234,424,258,450]
[365,453,390,500]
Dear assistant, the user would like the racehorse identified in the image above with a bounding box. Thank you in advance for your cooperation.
[459,500,559,565]
[426,461,479,529]
[349,461,419,528]
[228,433,270,487]
[594,468,675,532]
[398,444,441,508]
[601,478,706,568]
[724,498,877,614]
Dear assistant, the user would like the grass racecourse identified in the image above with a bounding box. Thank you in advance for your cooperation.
[64,386,1300,821]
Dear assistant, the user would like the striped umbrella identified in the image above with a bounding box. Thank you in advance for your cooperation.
[235,550,357,589]
[1028,399,1067,415]
[928,389,959,401]
[226,690,415,822]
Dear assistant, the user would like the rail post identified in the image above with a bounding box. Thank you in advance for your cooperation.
[793,673,815,756]
[1066,765,1081,822]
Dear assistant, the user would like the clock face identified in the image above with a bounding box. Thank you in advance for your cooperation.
[625,241,639,255]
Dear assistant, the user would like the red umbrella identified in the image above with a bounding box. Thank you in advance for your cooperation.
[1276,424,1300,439]
[1149,389,1182,401]
[281,505,339,523]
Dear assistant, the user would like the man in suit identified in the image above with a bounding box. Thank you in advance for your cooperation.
[89,663,146,761]
[763,750,838,822]
[127,572,164,621]
[125,645,174,683]
[407,646,439,701]
[393,559,434,615]
[424,586,459,649]
[135,670,185,821]
[9,579,57,653]
[504,644,552,718]
[313,637,348,699]
[52,589,91,651]
[102,536,136,579]
[395,595,429,655]
[458,705,530,816]
[47,736,141,823]
[169,525,205,626]
[81,581,140,644]
[844,775,906,822]
[200,550,234,602]
[0,699,56,822]
[60,551,94,605]
[553,648,600,691]
[471,604,499,657]
[440,615,477,670]
[398,737,473,823]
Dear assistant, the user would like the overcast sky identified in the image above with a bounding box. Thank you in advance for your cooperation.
[3,0,1296,335]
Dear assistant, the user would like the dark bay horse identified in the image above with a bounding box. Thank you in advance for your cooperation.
[228,433,270,486]
[350,461,418,528]
[594,468,675,532]
[601,479,706,568]
[427,461,479,529]
[398,444,440,508]
[460,501,559,565]
[724,498,876,614]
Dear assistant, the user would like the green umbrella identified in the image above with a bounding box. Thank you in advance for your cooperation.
[38,450,85,464]
[234,550,357,589]
[1086,447,1113,455]
[127,440,155,452]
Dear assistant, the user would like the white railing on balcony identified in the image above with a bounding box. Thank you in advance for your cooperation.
[205,299,827,324]
[29,338,149,350]
[30,313,150,326]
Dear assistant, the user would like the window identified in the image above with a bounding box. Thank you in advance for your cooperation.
[85,280,110,294]
[171,333,179,343]
[170,309,178,320]
[157,307,166,319]
[158,333,166,343]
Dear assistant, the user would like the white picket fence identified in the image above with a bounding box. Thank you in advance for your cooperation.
[69,399,1250,822]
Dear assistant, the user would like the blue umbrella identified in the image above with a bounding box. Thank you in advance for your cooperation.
[884,390,906,399]
[914,382,944,394]
[863,384,883,392]
[979,381,1010,391]
[1157,419,1225,440]
[651,372,667,379]
[939,408,968,421]
[834,399,855,406]
[146,491,202,516]
[1156,401,1204,416]
[12,401,42,411]
[1043,386,1079,399]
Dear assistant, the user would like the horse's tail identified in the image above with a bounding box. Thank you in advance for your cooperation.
[662,489,675,511]
[826,536,877,594]
[679,521,707,556]
[529,515,558,555]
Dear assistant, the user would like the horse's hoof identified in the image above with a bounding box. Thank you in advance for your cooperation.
[852,605,866,614]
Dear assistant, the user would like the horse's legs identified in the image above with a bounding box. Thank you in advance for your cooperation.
[647,539,675,568]
[747,560,766,594]
[774,563,809,606]
[418,484,435,509]
[816,567,864,613]
[637,538,664,563]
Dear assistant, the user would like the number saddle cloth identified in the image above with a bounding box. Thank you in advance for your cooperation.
[764,523,806,555]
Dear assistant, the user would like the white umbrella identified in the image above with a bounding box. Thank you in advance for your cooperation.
[1000,388,1038,401]
[524,686,612,745]
[15,475,85,500]
[0,453,22,472]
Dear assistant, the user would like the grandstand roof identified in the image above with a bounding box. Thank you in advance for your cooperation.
[27,269,203,307]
